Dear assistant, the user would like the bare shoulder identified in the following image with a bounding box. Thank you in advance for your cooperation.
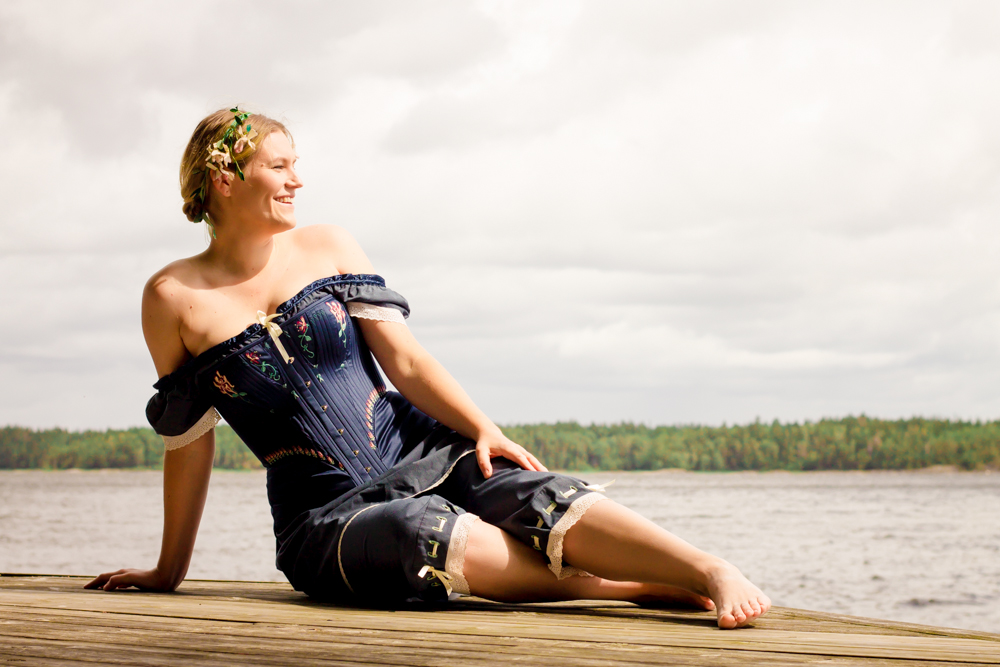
[143,259,200,316]
[289,224,361,257]
[288,224,375,274]
[141,260,203,377]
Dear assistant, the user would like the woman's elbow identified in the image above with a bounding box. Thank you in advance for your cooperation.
[385,351,424,383]
[161,568,187,592]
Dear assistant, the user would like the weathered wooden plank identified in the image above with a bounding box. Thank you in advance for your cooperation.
[2,614,686,667]
[1,576,997,666]
[0,626,755,667]
[0,635,376,667]
[4,595,997,664]
[0,620,971,667]
[2,630,604,667]
[7,575,994,642]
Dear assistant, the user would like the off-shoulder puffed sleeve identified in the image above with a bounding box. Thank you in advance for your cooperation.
[332,277,410,325]
[145,370,220,450]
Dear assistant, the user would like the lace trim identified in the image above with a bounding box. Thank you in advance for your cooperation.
[161,407,221,451]
[546,492,608,580]
[445,513,479,595]
[346,302,406,325]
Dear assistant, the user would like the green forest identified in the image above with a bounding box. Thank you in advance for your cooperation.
[1,416,998,471]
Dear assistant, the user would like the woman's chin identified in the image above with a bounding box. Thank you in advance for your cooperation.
[270,214,297,230]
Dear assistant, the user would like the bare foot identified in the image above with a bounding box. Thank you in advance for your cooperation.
[704,562,771,629]
[632,583,715,611]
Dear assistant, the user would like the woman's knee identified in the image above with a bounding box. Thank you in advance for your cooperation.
[462,520,597,602]
[463,518,515,572]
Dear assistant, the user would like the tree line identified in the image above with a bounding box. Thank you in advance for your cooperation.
[502,416,1000,471]
[1,416,997,471]
[0,425,259,470]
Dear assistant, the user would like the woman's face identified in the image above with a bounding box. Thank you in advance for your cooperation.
[227,131,302,230]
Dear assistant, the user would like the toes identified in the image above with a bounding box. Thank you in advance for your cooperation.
[718,611,738,629]
[733,606,747,624]
[688,592,716,611]
[741,601,757,621]
[748,598,762,616]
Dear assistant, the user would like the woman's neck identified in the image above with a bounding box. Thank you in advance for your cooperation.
[200,222,282,283]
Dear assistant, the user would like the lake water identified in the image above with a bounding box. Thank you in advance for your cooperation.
[0,469,997,633]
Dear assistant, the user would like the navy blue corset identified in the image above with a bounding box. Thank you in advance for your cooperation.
[145,274,438,527]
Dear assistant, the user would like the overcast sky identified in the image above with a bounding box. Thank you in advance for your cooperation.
[2,0,999,430]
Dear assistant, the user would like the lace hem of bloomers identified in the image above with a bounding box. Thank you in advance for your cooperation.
[444,513,479,595]
[546,491,609,579]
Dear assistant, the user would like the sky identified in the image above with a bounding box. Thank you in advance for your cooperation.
[2,0,1000,430]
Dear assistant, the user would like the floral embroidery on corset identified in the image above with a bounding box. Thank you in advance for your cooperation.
[294,315,316,364]
[327,300,348,340]
[213,371,249,401]
[326,301,349,368]
[264,445,342,469]
[243,350,281,382]
[364,386,387,451]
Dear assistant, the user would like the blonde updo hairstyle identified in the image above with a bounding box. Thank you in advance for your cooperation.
[180,108,294,226]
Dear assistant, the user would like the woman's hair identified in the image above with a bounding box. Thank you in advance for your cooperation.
[179,108,294,224]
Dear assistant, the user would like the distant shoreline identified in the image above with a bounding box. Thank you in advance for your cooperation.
[4,417,999,472]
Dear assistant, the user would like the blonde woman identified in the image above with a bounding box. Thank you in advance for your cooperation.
[87,108,770,629]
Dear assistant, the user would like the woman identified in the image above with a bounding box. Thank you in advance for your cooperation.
[86,108,770,629]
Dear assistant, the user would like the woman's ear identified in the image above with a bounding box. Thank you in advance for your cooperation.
[210,170,233,198]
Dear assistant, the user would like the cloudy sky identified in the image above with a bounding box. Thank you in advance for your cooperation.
[2,0,999,430]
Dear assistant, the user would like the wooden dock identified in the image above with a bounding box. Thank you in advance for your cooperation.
[0,574,997,666]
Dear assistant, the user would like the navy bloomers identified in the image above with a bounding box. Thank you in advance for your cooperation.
[146,274,607,603]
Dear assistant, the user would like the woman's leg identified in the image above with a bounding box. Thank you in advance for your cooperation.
[462,518,715,609]
[562,499,770,628]
[463,500,770,629]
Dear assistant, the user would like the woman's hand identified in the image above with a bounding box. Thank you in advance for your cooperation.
[84,567,175,592]
[476,429,548,478]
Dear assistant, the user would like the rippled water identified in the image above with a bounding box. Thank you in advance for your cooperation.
[0,469,996,633]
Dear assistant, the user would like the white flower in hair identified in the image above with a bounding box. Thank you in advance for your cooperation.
[205,144,234,181]
[232,127,259,155]
[206,145,232,169]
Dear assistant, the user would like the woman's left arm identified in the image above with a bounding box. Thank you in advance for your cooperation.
[358,318,547,478]
[303,223,546,478]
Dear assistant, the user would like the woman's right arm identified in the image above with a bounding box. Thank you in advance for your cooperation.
[85,432,215,591]
[85,273,214,592]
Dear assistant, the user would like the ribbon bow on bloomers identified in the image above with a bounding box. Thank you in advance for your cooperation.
[257,310,295,364]
[418,565,454,595]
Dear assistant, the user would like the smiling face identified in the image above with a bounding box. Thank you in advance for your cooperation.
[225,131,303,230]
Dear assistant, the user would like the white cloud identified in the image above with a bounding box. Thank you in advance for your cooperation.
[2,1,1000,429]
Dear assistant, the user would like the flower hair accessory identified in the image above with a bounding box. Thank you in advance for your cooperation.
[191,107,259,229]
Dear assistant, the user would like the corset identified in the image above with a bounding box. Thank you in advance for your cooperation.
[145,274,437,526]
